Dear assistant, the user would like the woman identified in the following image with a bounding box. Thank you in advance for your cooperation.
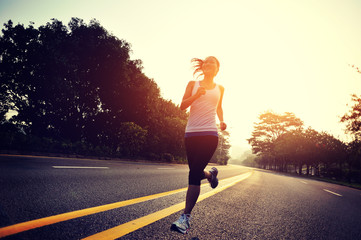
[171,56,227,234]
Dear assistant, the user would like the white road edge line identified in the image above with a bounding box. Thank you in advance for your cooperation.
[52,166,109,169]
[323,189,342,197]
[300,181,308,184]
[157,168,175,170]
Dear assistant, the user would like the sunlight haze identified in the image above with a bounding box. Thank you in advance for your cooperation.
[1,0,361,159]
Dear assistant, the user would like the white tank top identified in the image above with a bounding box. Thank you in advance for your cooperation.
[185,81,221,133]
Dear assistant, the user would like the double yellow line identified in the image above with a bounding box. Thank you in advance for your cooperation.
[0,172,252,239]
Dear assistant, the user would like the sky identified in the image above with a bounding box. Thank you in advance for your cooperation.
[1,0,361,159]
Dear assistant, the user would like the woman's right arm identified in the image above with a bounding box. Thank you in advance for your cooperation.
[180,81,205,110]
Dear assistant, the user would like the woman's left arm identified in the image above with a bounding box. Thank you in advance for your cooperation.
[217,85,227,131]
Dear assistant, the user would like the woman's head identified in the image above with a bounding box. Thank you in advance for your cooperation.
[192,56,220,79]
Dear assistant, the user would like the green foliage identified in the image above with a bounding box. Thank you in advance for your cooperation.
[248,110,360,183]
[115,122,147,157]
[0,18,188,160]
[211,129,231,165]
[341,94,361,139]
[248,111,303,156]
[161,153,175,162]
[240,152,257,167]
[248,107,361,183]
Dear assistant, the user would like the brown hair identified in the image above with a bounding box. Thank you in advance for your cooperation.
[191,56,220,79]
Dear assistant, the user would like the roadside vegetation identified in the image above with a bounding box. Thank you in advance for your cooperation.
[246,107,361,188]
[0,18,230,164]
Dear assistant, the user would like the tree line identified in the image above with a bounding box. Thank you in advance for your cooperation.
[247,108,361,184]
[0,18,230,164]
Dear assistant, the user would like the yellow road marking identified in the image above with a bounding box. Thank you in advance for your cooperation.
[0,172,252,238]
[82,172,253,240]
[0,187,187,238]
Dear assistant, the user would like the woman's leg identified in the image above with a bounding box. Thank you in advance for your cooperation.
[184,136,218,215]
[204,170,212,180]
[184,185,200,214]
[184,170,213,214]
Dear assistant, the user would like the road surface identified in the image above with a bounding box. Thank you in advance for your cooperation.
[0,154,360,239]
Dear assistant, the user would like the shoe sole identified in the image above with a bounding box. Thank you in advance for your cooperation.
[211,177,218,188]
[210,167,218,188]
[171,224,189,234]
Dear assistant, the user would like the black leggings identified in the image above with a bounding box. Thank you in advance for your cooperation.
[185,135,218,186]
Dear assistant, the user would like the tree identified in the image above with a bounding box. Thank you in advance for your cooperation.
[0,18,189,160]
[240,150,257,167]
[341,94,361,140]
[345,139,361,183]
[211,129,231,165]
[274,129,305,173]
[248,111,303,170]
[274,128,324,175]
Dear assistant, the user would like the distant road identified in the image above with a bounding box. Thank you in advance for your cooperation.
[0,154,360,239]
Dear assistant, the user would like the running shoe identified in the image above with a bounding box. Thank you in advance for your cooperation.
[171,213,191,234]
[209,167,218,188]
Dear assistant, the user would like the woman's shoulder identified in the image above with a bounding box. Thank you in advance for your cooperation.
[186,80,197,88]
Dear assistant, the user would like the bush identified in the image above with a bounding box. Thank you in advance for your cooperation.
[161,153,174,162]
[321,167,343,180]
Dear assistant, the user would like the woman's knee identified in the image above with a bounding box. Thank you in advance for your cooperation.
[188,170,205,185]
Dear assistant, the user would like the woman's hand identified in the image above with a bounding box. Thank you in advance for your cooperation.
[195,86,206,98]
[220,121,227,131]
[180,82,207,110]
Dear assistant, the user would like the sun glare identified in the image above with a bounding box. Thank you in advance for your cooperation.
[1,0,361,156]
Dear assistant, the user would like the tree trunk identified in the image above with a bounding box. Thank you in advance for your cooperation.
[298,164,302,175]
[315,165,320,176]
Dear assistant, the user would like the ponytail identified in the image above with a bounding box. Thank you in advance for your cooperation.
[191,58,204,79]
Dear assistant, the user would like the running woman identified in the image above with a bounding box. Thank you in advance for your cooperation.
[171,56,227,234]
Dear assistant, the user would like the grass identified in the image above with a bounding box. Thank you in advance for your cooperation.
[306,175,361,190]
[246,165,361,190]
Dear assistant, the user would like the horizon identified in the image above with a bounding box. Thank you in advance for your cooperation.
[1,0,361,159]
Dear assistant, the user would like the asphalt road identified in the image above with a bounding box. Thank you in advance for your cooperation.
[0,154,360,240]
